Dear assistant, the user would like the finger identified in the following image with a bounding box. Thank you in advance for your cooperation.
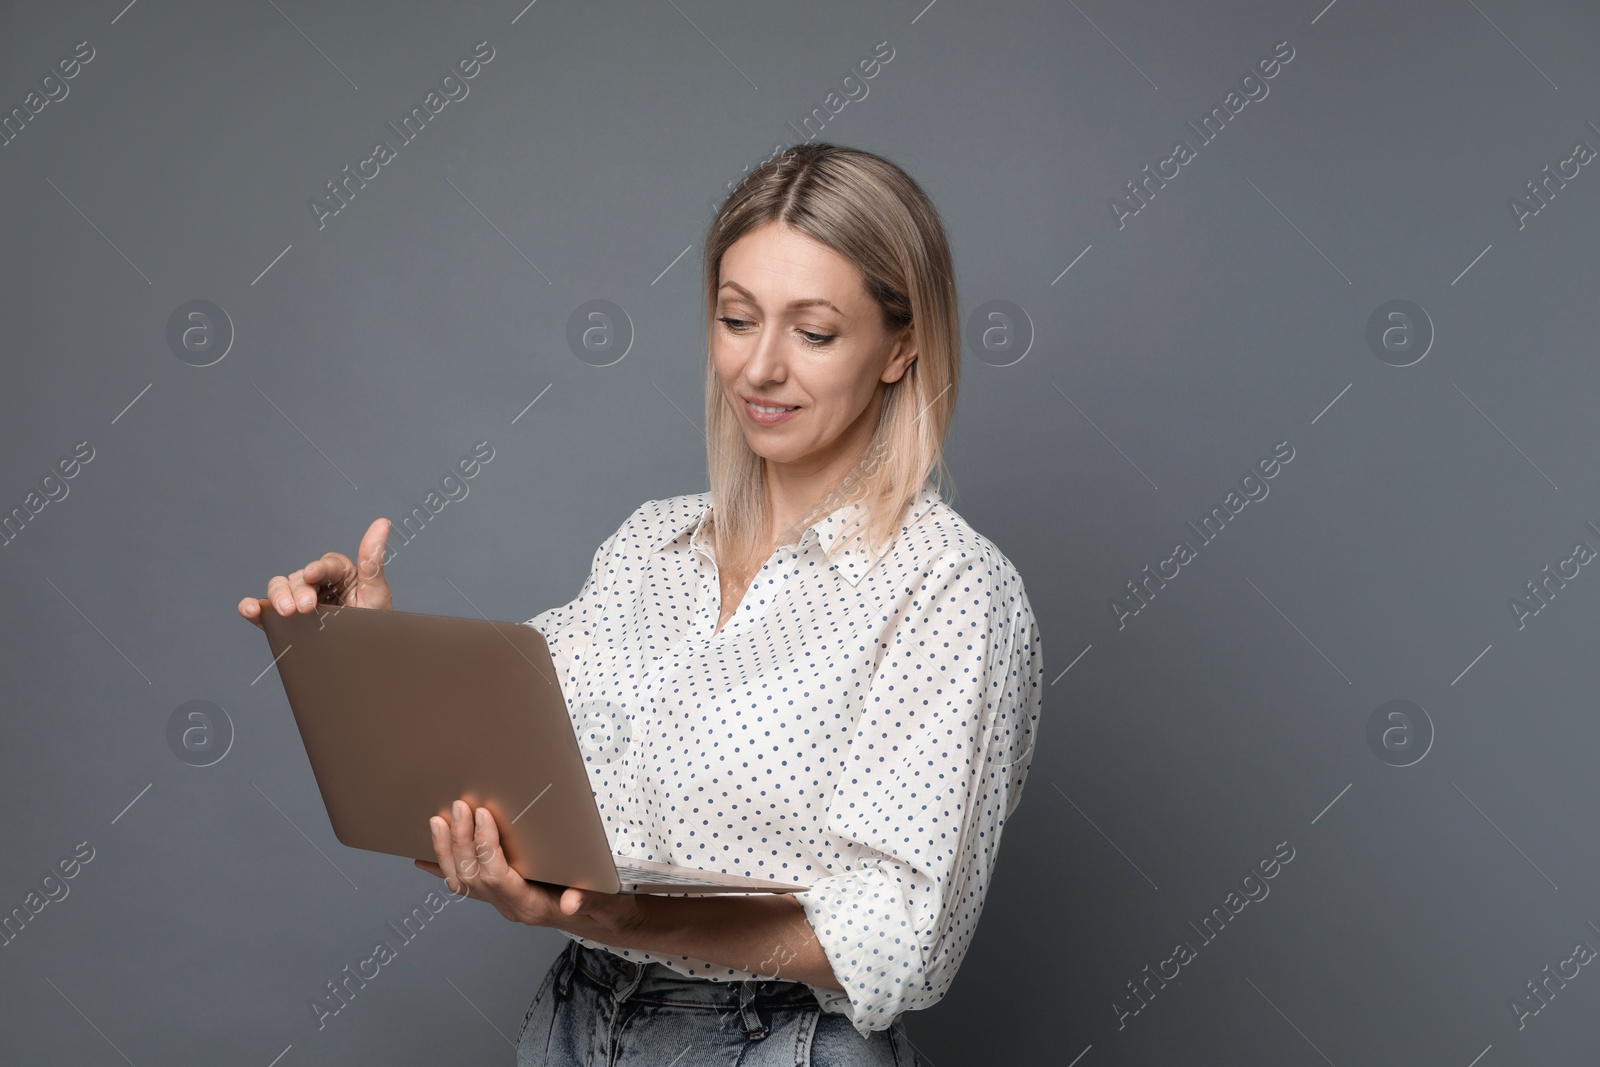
[450,801,508,886]
[414,858,444,877]
[430,814,461,890]
[265,575,297,615]
[237,597,265,630]
[276,563,313,614]
[448,800,481,883]
[559,887,589,916]
[464,805,508,881]
[355,518,390,590]
[303,552,355,604]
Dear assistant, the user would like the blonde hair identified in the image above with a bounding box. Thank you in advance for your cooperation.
[701,142,960,570]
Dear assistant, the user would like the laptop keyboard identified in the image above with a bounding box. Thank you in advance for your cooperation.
[614,863,737,886]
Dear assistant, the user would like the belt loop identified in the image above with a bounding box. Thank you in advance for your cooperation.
[555,939,579,996]
[614,958,646,1003]
[738,980,766,1040]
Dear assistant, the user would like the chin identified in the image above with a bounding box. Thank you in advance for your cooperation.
[743,440,804,464]
[743,440,784,460]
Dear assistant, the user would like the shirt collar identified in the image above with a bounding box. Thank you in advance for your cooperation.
[651,483,943,587]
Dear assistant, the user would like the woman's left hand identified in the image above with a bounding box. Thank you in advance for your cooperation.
[415,799,643,942]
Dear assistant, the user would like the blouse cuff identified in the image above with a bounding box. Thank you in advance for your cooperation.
[793,863,928,1037]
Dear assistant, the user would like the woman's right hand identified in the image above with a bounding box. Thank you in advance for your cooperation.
[237,517,393,630]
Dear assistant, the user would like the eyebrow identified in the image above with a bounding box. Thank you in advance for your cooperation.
[717,281,846,318]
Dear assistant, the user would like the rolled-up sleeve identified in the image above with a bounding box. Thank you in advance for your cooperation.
[794,546,1043,1035]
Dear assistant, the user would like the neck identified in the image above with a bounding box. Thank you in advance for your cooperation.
[762,417,883,541]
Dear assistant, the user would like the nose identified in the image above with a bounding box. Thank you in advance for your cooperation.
[741,322,789,387]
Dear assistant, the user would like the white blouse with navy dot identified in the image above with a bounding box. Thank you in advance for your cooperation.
[524,482,1043,1037]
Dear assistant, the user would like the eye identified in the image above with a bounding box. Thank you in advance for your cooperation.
[718,316,834,347]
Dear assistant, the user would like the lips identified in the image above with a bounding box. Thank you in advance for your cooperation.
[742,398,802,426]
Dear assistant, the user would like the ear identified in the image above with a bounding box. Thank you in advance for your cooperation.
[881,323,918,385]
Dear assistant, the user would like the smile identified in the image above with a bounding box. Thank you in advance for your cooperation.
[743,399,801,425]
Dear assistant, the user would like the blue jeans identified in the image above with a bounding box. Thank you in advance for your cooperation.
[515,938,920,1066]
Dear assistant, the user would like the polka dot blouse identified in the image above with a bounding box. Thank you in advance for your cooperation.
[523,482,1043,1036]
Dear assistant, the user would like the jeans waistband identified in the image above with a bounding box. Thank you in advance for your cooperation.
[562,938,818,1014]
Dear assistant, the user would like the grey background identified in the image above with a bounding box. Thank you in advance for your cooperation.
[2,0,1597,1063]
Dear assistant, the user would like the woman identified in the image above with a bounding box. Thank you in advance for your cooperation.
[238,142,1042,1065]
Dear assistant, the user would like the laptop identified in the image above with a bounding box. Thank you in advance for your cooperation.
[252,600,808,895]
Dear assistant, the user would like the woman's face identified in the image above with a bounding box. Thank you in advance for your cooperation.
[712,220,917,478]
